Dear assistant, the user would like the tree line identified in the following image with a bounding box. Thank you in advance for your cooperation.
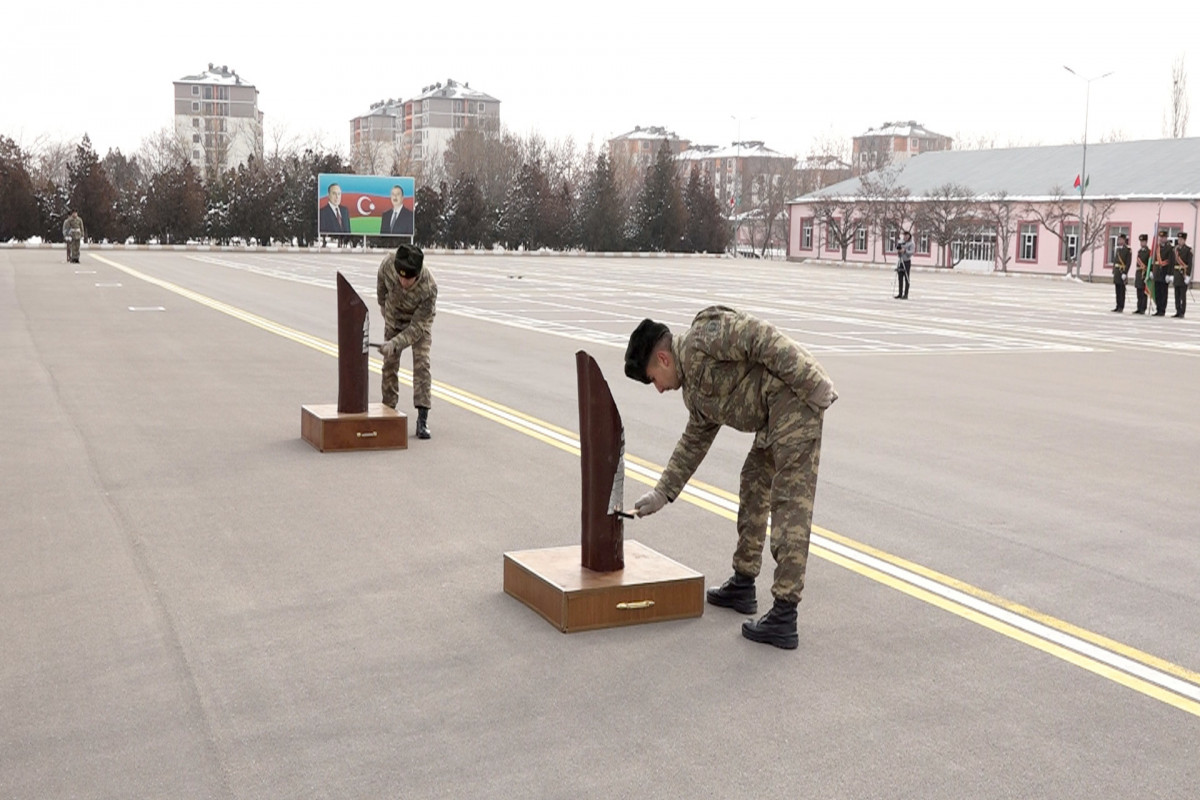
[0,128,731,253]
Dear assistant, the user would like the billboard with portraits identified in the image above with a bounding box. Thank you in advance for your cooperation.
[317,173,416,237]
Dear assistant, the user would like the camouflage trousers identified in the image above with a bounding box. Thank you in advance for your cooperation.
[381,325,432,410]
[733,393,824,604]
[66,239,80,261]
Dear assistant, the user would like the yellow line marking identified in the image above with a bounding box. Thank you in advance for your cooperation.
[91,253,1200,716]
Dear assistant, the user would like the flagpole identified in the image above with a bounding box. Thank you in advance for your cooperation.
[1064,66,1113,281]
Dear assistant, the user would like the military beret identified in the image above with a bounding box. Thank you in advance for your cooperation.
[624,318,670,383]
[395,244,424,278]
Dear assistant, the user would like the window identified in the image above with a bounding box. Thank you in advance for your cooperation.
[917,232,931,255]
[854,225,867,253]
[193,133,201,143]
[952,230,997,263]
[478,102,485,113]
[191,118,199,128]
[192,101,200,112]
[800,218,813,250]
[192,149,200,161]
[1060,222,1080,264]
[1107,224,1131,267]
[1019,222,1038,261]
[825,220,840,252]
[191,85,199,96]
[910,137,919,151]
[885,228,899,254]
[203,86,213,100]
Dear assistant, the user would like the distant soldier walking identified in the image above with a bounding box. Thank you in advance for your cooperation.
[1111,233,1131,312]
[377,244,438,439]
[624,306,837,649]
[895,230,914,300]
[62,210,85,264]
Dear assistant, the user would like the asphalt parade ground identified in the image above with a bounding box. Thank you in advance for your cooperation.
[3,248,1198,799]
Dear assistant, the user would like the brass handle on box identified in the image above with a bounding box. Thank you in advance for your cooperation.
[616,600,655,610]
[357,431,378,438]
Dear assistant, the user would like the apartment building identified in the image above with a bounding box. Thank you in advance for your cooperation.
[173,64,263,182]
[350,79,500,173]
[851,120,952,176]
[608,126,691,170]
[676,141,795,212]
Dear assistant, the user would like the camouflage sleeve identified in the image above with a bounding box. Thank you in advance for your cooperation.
[655,414,721,502]
[376,262,389,308]
[393,285,437,348]
[698,310,824,397]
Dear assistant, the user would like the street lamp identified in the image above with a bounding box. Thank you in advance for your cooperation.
[729,114,756,256]
[1063,65,1113,279]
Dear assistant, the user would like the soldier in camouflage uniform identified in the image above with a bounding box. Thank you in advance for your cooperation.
[624,306,837,649]
[62,210,85,263]
[377,244,438,439]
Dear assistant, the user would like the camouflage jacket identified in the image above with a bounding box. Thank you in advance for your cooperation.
[655,306,832,501]
[62,216,85,240]
[376,256,437,347]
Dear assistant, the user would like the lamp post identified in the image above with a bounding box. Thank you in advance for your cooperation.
[729,115,756,256]
[1063,65,1113,279]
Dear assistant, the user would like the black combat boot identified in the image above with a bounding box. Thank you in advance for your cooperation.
[415,407,431,440]
[741,597,799,650]
[706,572,757,614]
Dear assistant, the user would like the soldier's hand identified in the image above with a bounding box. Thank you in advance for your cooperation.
[634,489,668,517]
[806,378,838,412]
[380,339,401,358]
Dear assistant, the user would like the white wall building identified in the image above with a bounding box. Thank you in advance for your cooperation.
[173,64,264,181]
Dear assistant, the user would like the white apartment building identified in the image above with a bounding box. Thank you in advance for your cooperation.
[173,64,264,181]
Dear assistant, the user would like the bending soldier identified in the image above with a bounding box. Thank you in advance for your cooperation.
[377,244,438,439]
[624,306,837,650]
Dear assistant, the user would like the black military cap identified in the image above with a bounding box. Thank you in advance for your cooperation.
[624,319,670,383]
[1138,234,1148,241]
[1179,232,1188,240]
[395,244,424,278]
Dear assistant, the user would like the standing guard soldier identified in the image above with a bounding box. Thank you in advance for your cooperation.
[1152,229,1174,316]
[1112,233,1131,312]
[1174,232,1191,319]
[624,306,837,650]
[1134,234,1151,314]
[377,244,438,439]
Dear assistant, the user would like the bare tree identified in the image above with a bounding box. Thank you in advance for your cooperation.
[1165,55,1190,138]
[809,194,861,261]
[1025,188,1117,278]
[913,183,975,267]
[857,168,910,261]
[982,191,1018,273]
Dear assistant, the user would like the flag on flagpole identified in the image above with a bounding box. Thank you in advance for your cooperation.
[1073,174,1090,192]
[1073,174,1081,189]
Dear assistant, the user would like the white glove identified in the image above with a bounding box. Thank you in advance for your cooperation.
[634,489,668,517]
[380,339,402,358]
[806,378,838,413]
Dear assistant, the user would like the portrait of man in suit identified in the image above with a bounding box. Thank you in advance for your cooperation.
[380,184,415,237]
[319,183,352,235]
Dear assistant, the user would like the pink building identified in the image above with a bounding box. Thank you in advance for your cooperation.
[787,138,1200,279]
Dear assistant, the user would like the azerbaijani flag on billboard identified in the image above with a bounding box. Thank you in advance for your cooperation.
[317,173,416,237]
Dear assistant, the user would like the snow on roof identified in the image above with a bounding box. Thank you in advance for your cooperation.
[176,63,253,87]
[611,125,683,141]
[792,137,1200,203]
[412,79,498,103]
[857,120,948,139]
[676,141,790,161]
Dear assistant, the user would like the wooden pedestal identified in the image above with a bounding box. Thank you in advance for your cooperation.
[503,540,703,633]
[300,403,408,452]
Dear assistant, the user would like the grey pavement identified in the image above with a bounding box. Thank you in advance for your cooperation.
[3,248,1198,799]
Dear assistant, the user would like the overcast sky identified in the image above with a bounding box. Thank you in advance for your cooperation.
[3,0,1197,162]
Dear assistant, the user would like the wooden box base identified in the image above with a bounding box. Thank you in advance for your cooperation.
[503,540,703,632]
[301,403,408,452]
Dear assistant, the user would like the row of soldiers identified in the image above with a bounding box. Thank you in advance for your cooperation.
[1112,230,1193,318]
